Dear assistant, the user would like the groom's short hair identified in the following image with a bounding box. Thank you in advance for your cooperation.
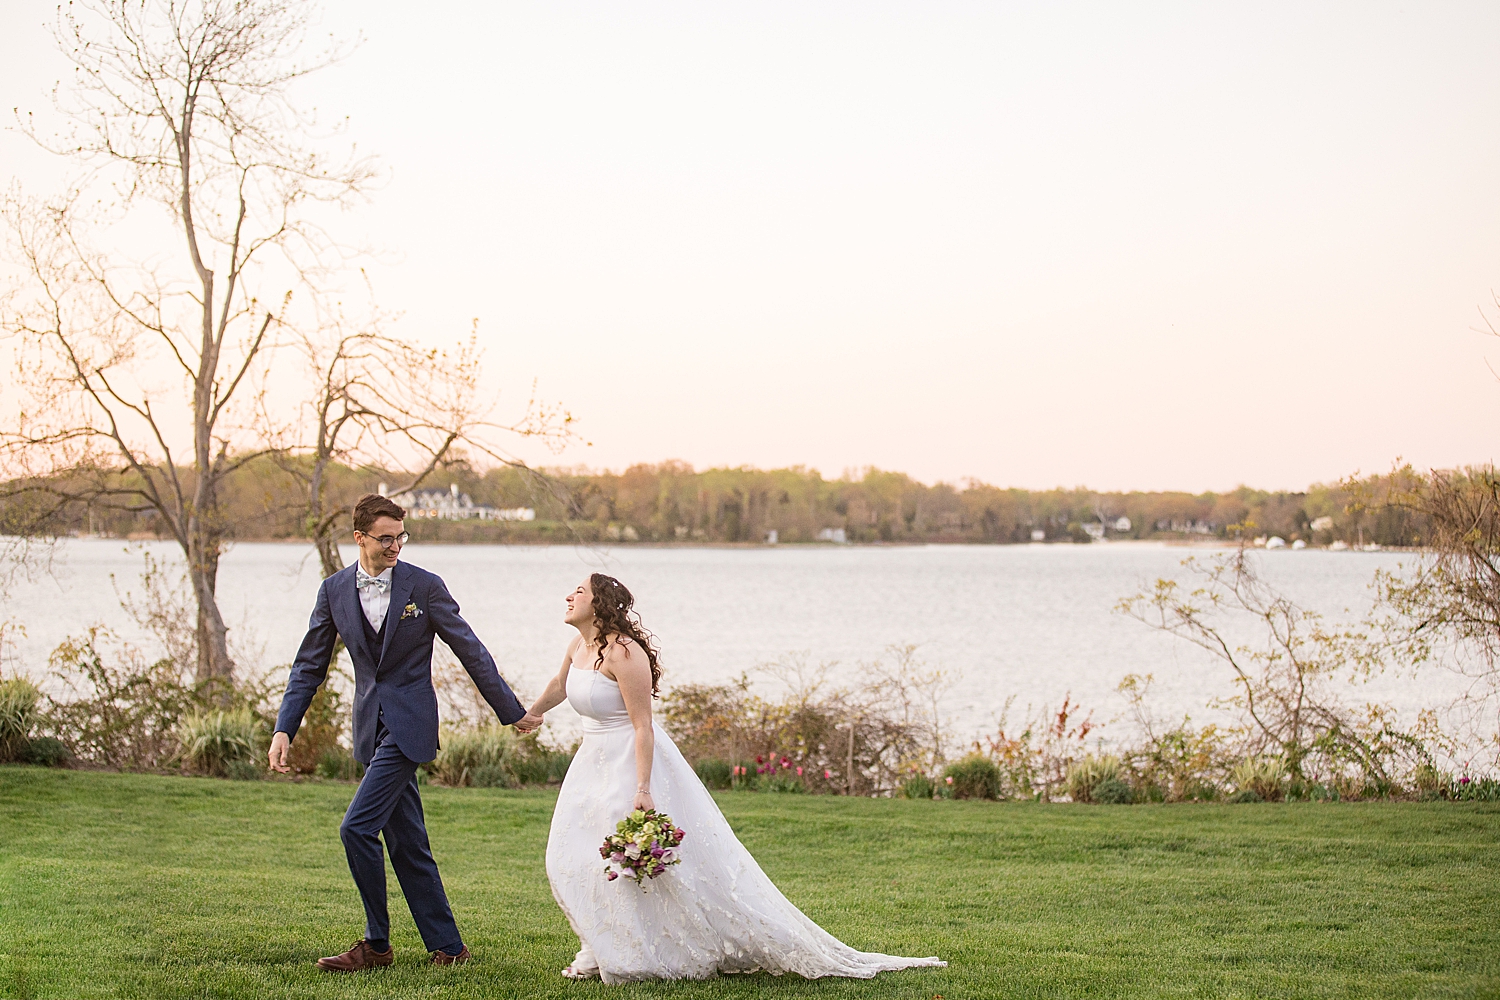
[353,493,407,533]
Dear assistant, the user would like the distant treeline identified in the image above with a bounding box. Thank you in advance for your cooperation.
[15,458,1430,547]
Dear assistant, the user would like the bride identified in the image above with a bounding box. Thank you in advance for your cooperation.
[517,573,945,983]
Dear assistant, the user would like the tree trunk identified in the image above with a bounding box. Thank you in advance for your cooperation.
[188,548,233,693]
[314,529,344,579]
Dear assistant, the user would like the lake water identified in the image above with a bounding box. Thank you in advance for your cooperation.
[3,539,1469,747]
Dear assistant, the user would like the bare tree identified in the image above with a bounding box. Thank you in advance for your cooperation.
[1119,547,1429,786]
[1,0,374,690]
[1374,465,1500,754]
[277,308,575,579]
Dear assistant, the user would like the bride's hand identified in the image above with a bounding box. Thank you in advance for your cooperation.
[633,789,654,812]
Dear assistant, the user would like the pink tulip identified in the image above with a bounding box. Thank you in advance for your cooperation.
[824,769,833,779]
[796,766,804,776]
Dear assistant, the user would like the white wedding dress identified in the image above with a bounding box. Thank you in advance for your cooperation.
[545,667,946,983]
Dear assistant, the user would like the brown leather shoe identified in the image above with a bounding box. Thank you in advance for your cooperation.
[430,945,470,966]
[316,939,393,972]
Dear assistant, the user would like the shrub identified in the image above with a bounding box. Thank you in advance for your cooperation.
[695,758,734,790]
[177,709,265,777]
[944,754,1001,800]
[1231,757,1287,802]
[1231,789,1263,803]
[758,772,806,794]
[20,736,70,767]
[285,682,345,775]
[1093,778,1135,805]
[316,746,364,781]
[429,725,573,788]
[661,648,956,797]
[1066,754,1125,804]
[0,677,41,761]
[509,743,573,786]
[430,724,512,787]
[901,774,935,800]
[1452,776,1500,802]
[469,763,512,789]
[45,631,196,770]
[224,759,262,781]
[1185,782,1221,802]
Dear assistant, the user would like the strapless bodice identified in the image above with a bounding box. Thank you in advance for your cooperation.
[566,666,631,733]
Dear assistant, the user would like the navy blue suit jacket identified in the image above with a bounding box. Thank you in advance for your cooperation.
[275,560,525,764]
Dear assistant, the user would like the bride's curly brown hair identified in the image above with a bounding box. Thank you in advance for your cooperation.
[589,573,662,696]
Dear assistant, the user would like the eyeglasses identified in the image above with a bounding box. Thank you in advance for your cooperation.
[357,531,409,549]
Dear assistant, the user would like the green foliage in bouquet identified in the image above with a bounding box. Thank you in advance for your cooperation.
[600,809,685,885]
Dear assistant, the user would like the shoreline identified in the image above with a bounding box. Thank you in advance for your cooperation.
[40,534,1422,553]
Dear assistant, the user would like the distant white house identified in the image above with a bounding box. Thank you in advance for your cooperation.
[816,527,848,544]
[1265,536,1287,549]
[1113,516,1132,532]
[1030,529,1046,542]
[1155,519,1216,535]
[385,482,534,522]
[1310,516,1334,532]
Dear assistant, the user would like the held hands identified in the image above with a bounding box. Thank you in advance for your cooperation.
[514,711,544,734]
[268,731,291,773]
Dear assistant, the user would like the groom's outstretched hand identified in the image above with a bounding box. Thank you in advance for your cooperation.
[268,731,292,773]
[514,712,543,734]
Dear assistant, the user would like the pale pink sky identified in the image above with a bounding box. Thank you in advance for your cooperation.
[4,2,1499,492]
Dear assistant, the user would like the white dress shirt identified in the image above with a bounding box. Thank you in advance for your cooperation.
[356,565,393,631]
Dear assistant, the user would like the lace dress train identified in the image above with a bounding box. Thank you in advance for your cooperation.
[544,667,946,983]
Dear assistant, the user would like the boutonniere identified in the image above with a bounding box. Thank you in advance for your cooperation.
[400,602,423,621]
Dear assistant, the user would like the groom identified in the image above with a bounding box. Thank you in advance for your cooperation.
[268,493,539,971]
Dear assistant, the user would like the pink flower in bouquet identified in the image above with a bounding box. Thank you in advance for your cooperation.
[606,870,618,881]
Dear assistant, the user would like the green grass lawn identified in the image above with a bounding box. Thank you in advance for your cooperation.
[1,768,1496,999]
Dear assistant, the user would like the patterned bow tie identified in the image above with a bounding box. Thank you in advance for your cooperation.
[356,572,390,594]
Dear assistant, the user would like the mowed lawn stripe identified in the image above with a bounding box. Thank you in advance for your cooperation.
[1,767,1496,999]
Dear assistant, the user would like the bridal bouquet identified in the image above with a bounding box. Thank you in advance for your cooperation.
[599,809,685,885]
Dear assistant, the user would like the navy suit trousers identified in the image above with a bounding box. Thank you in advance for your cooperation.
[340,722,462,955]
